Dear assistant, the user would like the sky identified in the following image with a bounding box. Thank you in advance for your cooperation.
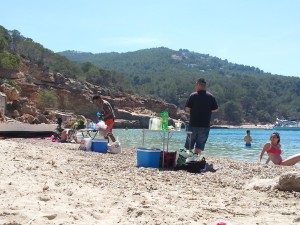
[1,0,300,77]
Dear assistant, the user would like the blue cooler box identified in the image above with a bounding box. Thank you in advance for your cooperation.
[92,139,108,153]
[137,148,161,168]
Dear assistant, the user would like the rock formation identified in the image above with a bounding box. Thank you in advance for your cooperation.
[275,172,300,192]
[0,60,187,128]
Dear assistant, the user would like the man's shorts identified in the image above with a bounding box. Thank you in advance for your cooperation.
[184,127,210,150]
[105,118,115,135]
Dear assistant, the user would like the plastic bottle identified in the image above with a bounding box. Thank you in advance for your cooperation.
[149,117,153,130]
[160,111,169,130]
[149,116,162,130]
[155,117,162,130]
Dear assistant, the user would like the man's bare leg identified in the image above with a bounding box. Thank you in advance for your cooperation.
[109,134,116,142]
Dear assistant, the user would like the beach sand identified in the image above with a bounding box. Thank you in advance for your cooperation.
[0,138,299,225]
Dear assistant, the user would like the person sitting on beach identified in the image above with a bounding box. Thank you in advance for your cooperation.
[258,132,300,166]
[244,130,252,147]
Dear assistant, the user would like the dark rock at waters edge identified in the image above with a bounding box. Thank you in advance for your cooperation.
[210,125,229,129]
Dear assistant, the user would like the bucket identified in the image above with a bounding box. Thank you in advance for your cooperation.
[137,148,161,168]
[160,151,177,168]
[92,139,108,153]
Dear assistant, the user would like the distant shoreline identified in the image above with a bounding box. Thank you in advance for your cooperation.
[212,123,274,129]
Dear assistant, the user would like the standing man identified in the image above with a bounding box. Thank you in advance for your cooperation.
[184,78,218,155]
[244,130,252,147]
[92,95,116,142]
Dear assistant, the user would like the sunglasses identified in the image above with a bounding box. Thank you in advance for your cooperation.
[270,136,278,139]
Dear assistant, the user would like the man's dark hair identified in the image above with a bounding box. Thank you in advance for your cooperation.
[92,95,102,101]
[197,78,207,85]
[271,132,280,144]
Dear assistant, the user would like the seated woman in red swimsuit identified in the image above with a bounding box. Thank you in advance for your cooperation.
[258,132,300,166]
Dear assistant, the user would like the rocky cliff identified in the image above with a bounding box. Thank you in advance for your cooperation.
[0,60,187,128]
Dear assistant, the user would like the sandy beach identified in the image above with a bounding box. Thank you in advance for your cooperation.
[0,138,299,225]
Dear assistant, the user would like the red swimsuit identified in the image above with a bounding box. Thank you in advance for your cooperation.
[267,145,283,164]
[267,146,282,155]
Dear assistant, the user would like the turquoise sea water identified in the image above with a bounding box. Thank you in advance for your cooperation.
[113,128,300,166]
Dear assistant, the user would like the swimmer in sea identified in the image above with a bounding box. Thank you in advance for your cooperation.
[244,130,252,147]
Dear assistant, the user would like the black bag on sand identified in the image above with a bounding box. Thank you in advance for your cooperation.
[185,157,206,173]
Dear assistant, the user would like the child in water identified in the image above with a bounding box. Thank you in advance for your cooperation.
[244,130,252,147]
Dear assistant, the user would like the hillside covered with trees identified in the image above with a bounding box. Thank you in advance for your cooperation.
[59,48,300,125]
[1,24,300,125]
[0,25,131,93]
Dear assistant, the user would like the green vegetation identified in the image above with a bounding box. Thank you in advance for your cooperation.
[0,25,130,91]
[0,52,20,70]
[7,80,21,92]
[7,29,82,78]
[38,89,58,109]
[82,62,132,92]
[1,24,300,125]
[60,48,300,124]
[0,26,10,51]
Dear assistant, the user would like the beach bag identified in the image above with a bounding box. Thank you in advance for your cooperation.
[108,141,121,154]
[185,157,206,173]
[175,149,196,167]
[79,138,92,151]
[96,120,107,130]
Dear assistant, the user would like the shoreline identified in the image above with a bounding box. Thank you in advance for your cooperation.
[0,138,299,225]
[212,123,274,129]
